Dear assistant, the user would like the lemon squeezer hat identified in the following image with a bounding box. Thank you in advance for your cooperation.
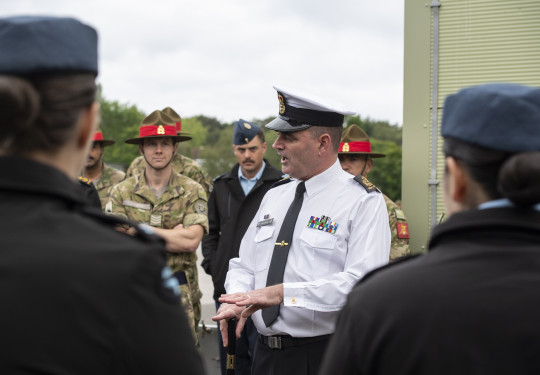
[92,128,115,146]
[161,107,191,138]
[124,110,192,144]
[338,124,386,158]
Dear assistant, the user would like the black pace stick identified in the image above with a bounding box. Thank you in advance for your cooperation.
[226,318,237,375]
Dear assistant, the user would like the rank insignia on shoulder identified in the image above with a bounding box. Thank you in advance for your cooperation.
[394,208,406,220]
[397,222,410,239]
[78,176,90,184]
[307,215,339,234]
[353,175,380,193]
[271,176,292,188]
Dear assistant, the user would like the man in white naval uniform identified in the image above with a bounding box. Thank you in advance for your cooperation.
[213,86,390,375]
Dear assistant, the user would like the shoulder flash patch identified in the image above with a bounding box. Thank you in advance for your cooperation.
[271,177,293,189]
[353,175,380,193]
[354,254,421,288]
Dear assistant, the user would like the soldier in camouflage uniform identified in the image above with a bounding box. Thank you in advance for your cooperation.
[338,124,410,260]
[81,128,125,211]
[124,107,209,332]
[125,107,212,196]
[108,110,208,343]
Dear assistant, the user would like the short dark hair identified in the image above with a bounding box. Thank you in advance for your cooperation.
[255,128,266,143]
[308,126,342,152]
[444,137,540,207]
[0,73,96,155]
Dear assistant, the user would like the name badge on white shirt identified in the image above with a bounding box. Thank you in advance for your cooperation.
[257,214,274,227]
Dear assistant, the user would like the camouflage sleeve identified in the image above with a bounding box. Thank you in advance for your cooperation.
[183,185,209,235]
[107,183,130,230]
[385,195,411,261]
[125,156,144,179]
[183,166,212,197]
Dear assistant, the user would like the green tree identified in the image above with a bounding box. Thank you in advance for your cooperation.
[98,90,146,170]
[342,118,403,201]
[178,117,208,161]
[199,124,235,178]
[345,115,402,145]
[366,139,403,201]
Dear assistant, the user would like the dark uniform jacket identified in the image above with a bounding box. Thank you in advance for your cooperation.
[0,156,204,375]
[320,206,540,375]
[202,160,283,301]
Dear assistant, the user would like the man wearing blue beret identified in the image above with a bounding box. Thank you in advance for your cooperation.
[202,119,283,375]
[320,83,540,375]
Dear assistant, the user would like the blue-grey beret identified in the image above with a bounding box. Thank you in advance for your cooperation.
[0,16,98,75]
[441,83,540,153]
[233,119,261,145]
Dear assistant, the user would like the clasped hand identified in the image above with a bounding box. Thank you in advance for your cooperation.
[211,284,283,346]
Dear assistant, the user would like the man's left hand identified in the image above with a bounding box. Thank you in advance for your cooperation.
[219,284,283,319]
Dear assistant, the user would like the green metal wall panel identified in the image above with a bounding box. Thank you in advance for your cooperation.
[403,0,540,252]
[436,0,540,222]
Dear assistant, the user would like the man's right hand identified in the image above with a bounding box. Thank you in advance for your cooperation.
[212,303,247,347]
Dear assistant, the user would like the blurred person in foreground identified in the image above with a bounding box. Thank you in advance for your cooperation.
[0,15,204,374]
[320,83,540,375]
[338,124,410,260]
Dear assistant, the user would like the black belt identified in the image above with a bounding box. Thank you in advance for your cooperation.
[173,271,187,285]
[258,334,331,350]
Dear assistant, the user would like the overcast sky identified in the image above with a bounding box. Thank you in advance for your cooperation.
[3,0,404,125]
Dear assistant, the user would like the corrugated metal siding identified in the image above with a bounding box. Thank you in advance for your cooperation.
[431,0,540,224]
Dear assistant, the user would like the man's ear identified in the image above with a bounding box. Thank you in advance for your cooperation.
[446,157,467,204]
[318,134,332,155]
[77,102,99,149]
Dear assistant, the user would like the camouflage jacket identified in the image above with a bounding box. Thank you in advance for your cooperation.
[92,163,125,211]
[126,153,212,196]
[385,194,411,260]
[107,172,209,273]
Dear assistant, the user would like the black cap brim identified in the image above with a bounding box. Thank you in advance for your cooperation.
[265,117,312,132]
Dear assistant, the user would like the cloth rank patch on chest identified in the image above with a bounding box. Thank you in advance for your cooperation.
[150,214,162,227]
[307,215,339,234]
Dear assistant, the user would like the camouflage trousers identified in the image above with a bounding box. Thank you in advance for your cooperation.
[179,283,198,345]
[185,265,202,334]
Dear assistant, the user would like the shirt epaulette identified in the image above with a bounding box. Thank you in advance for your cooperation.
[271,177,293,189]
[353,174,381,193]
[354,254,421,288]
[213,173,227,183]
[78,176,91,185]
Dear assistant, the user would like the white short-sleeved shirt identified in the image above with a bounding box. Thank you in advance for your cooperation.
[225,160,390,337]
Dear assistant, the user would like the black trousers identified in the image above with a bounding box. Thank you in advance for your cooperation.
[252,334,330,375]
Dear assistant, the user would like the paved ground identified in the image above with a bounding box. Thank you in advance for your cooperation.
[196,245,222,375]
[196,245,218,327]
